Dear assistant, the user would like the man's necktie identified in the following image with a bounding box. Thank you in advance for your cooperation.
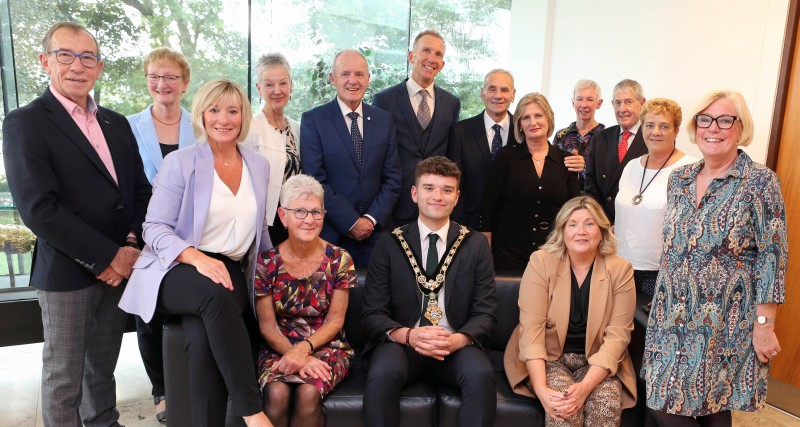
[419,233,439,326]
[416,89,431,130]
[618,131,632,163]
[347,111,363,165]
[490,124,502,160]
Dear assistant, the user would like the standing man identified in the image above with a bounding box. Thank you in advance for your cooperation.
[2,22,151,426]
[584,78,647,222]
[447,69,516,228]
[554,79,605,189]
[300,49,402,267]
[372,29,461,228]
[362,156,497,427]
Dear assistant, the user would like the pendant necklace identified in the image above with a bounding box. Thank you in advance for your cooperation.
[632,147,675,205]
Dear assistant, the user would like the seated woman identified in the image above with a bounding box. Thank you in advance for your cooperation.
[255,174,356,427]
[119,79,273,427]
[504,196,637,427]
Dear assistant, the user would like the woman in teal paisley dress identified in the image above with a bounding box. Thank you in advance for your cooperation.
[643,90,787,426]
[255,174,357,427]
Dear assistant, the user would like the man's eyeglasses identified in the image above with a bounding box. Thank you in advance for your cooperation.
[283,207,326,220]
[695,114,738,130]
[146,74,183,83]
[47,50,100,68]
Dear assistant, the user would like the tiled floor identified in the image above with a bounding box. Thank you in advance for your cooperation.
[1,333,798,426]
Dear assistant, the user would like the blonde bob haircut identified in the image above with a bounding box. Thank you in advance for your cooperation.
[191,79,252,144]
[640,98,682,130]
[143,47,191,81]
[686,89,754,147]
[540,196,617,258]
[513,92,555,143]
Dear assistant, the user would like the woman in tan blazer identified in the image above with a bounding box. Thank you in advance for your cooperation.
[504,196,636,426]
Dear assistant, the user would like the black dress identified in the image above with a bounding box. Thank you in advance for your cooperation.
[478,143,579,272]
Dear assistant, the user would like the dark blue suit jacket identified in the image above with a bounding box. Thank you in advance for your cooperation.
[300,98,402,245]
[2,88,152,291]
[372,80,460,223]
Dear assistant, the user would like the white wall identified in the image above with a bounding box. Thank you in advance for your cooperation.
[508,0,790,162]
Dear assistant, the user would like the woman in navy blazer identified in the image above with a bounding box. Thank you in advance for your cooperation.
[126,47,197,423]
[120,79,274,427]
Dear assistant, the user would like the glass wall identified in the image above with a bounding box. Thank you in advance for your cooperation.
[0,0,512,291]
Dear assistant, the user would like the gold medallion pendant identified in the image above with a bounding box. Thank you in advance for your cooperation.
[424,295,444,325]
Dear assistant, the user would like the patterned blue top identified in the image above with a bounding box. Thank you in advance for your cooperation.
[643,150,787,416]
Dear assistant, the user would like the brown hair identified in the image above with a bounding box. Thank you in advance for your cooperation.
[414,156,461,187]
[513,92,555,143]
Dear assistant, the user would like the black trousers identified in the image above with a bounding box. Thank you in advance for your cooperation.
[135,310,166,398]
[364,342,496,427]
[156,252,261,426]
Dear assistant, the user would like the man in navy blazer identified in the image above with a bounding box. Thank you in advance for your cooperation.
[448,69,516,228]
[585,79,647,222]
[372,29,461,228]
[2,22,151,426]
[300,49,401,267]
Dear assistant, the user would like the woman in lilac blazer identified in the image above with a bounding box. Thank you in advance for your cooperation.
[120,79,274,427]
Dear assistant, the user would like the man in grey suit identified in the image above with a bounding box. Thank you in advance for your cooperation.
[372,29,461,228]
[2,22,151,426]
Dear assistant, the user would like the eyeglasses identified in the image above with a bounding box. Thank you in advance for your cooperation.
[283,207,326,220]
[695,114,738,130]
[47,50,100,68]
[146,74,183,83]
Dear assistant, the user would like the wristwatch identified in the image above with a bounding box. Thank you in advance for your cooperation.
[755,315,775,325]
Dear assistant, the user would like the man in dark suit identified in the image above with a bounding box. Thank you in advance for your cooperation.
[361,156,497,427]
[448,69,516,228]
[372,29,461,228]
[584,79,647,222]
[2,22,151,426]
[300,49,402,267]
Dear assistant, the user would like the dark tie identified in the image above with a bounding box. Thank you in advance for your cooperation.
[490,124,502,160]
[420,233,439,326]
[347,111,363,165]
[416,89,431,129]
[618,131,632,163]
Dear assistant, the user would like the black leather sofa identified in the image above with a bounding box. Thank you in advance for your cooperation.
[163,272,652,427]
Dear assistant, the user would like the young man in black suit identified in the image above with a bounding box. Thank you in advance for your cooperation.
[584,78,647,222]
[2,22,151,426]
[372,30,461,228]
[361,156,497,427]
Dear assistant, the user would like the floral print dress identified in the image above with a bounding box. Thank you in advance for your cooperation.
[643,151,787,416]
[254,243,357,396]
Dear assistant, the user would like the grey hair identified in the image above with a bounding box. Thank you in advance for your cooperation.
[280,174,325,208]
[331,48,368,75]
[613,79,644,101]
[572,79,602,100]
[256,52,292,83]
[42,22,100,56]
[483,69,514,89]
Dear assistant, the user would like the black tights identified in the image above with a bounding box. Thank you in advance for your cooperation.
[650,409,731,427]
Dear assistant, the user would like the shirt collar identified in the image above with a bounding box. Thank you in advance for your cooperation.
[417,218,449,246]
[620,123,640,135]
[50,84,98,116]
[336,96,363,118]
[407,78,434,99]
[483,110,510,133]
[678,149,747,183]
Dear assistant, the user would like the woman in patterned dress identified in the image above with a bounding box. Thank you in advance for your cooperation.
[243,52,302,246]
[643,90,788,426]
[255,174,357,427]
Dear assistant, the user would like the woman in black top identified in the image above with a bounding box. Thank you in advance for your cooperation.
[479,92,579,272]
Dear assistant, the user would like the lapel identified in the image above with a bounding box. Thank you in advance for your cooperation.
[326,99,360,168]
[178,107,196,148]
[192,144,215,242]
[552,255,572,350]
[97,109,126,193]
[361,103,374,164]
[241,146,267,245]
[468,112,493,167]
[603,125,622,182]
[397,81,425,154]
[403,221,424,305]
[42,88,119,191]
[585,255,609,352]
[612,129,645,184]
[443,221,461,308]
[135,107,164,174]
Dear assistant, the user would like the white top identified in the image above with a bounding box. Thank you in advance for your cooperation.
[406,78,435,116]
[197,162,258,261]
[615,153,697,270]
[242,112,300,226]
[415,219,453,332]
[483,111,511,149]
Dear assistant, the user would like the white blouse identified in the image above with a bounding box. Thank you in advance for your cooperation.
[197,162,258,261]
[615,153,697,270]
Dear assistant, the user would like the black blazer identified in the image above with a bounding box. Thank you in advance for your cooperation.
[361,221,497,355]
[584,125,647,222]
[372,80,461,223]
[447,111,516,228]
[2,88,151,291]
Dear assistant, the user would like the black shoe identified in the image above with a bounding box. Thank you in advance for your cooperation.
[154,395,167,425]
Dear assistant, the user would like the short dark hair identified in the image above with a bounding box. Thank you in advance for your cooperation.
[414,156,461,187]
